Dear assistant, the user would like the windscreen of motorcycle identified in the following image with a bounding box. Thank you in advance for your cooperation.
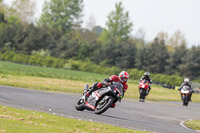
[111,82,124,96]
[142,79,148,84]
[182,85,190,91]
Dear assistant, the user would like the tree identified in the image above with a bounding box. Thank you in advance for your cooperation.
[134,28,146,50]
[115,41,136,69]
[135,46,148,70]
[22,24,51,54]
[38,0,83,34]
[156,31,168,43]
[145,38,169,73]
[0,12,6,23]
[0,0,7,23]
[49,32,82,59]
[99,2,133,44]
[91,39,136,69]
[85,14,96,31]
[0,0,4,12]
[167,30,186,48]
[92,26,103,36]
[10,0,36,25]
[80,29,98,44]
[135,28,146,40]
[179,46,200,78]
[165,44,187,75]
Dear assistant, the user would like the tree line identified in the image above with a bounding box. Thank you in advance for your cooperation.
[0,0,200,83]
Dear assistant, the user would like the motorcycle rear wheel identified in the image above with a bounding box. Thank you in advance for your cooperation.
[94,96,114,115]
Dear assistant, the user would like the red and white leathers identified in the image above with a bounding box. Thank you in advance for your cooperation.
[97,75,128,93]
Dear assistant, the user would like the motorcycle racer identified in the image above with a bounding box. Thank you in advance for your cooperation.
[139,72,152,95]
[178,78,194,101]
[83,71,129,108]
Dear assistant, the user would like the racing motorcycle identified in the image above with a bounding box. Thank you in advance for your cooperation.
[180,85,191,106]
[139,79,150,102]
[75,82,123,114]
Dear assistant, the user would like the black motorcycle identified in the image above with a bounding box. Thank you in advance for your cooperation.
[75,82,123,114]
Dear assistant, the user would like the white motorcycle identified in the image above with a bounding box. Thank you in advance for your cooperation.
[180,86,191,106]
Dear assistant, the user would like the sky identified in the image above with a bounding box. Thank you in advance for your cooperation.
[4,0,200,47]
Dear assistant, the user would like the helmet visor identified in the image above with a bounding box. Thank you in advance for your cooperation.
[122,77,128,82]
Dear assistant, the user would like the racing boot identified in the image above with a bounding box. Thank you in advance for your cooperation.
[110,103,116,108]
[86,82,99,96]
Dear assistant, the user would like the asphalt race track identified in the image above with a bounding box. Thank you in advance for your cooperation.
[0,85,199,133]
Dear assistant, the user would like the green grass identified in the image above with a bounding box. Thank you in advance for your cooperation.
[184,120,200,131]
[0,61,106,82]
[0,105,150,133]
[0,61,200,102]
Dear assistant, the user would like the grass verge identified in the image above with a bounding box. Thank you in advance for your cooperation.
[184,120,200,131]
[0,105,150,133]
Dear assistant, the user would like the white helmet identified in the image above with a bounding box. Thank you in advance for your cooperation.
[144,72,150,76]
[184,78,189,83]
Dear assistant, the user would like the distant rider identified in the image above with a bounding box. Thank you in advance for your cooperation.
[178,78,194,101]
[83,71,129,108]
[139,72,152,95]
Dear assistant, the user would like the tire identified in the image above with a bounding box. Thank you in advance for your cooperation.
[183,100,186,106]
[182,95,186,106]
[75,98,85,111]
[185,95,189,106]
[185,100,189,106]
[139,88,143,99]
[139,88,146,100]
[94,96,114,115]
[182,95,188,106]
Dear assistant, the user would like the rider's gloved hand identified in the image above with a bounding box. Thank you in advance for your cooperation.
[97,82,103,88]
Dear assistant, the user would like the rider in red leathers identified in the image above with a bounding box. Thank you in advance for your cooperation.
[83,71,129,108]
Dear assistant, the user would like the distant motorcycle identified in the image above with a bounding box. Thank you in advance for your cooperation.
[75,82,123,114]
[180,86,191,106]
[139,79,150,102]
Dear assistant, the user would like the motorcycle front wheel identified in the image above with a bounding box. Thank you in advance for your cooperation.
[75,98,85,111]
[139,88,146,100]
[182,95,189,106]
[94,96,114,114]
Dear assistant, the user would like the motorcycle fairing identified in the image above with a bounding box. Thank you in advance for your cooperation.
[181,85,190,94]
[85,88,109,111]
[139,79,149,90]
[84,82,123,110]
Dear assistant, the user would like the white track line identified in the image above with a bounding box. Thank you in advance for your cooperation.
[180,121,200,133]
